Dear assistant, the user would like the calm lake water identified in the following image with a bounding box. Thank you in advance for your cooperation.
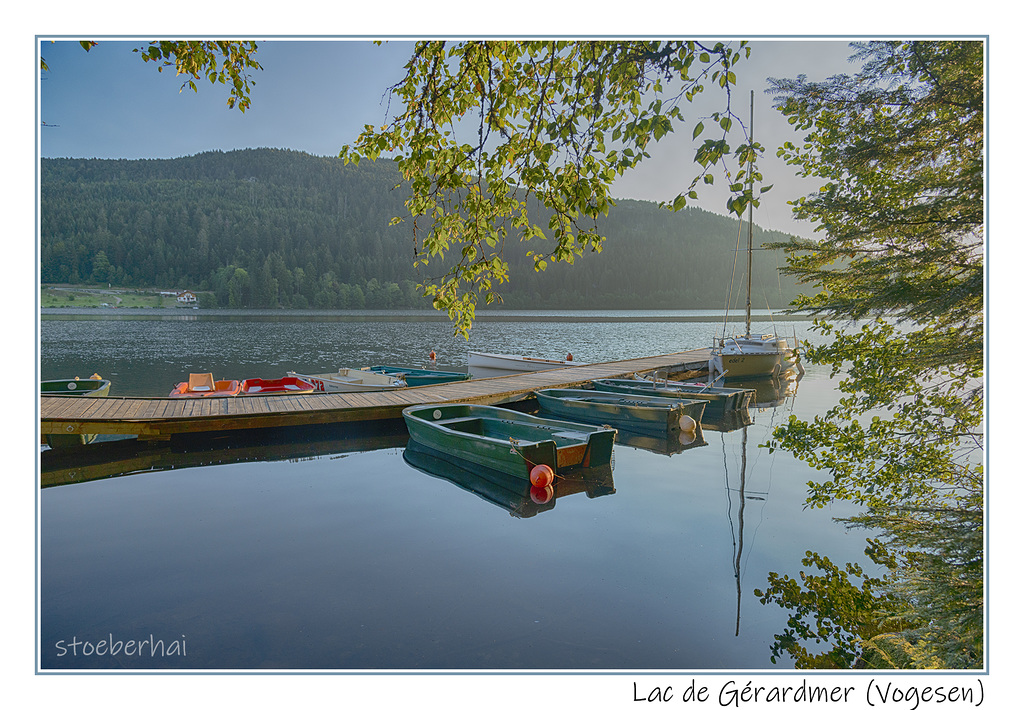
[39,309,870,671]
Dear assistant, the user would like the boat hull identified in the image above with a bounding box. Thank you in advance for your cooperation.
[367,366,470,387]
[709,334,796,379]
[534,388,706,436]
[468,351,581,374]
[288,369,405,393]
[590,378,753,416]
[402,403,615,479]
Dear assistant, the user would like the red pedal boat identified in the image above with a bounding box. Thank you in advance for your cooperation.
[239,376,317,395]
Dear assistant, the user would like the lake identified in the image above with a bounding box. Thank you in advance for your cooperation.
[39,309,870,671]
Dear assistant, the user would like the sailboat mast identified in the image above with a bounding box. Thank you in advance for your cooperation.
[745,90,753,338]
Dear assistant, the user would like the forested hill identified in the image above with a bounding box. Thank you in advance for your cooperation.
[41,148,807,310]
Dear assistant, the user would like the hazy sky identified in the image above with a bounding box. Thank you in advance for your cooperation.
[38,38,862,238]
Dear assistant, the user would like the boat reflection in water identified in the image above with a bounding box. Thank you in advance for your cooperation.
[727,371,801,411]
[613,425,708,457]
[402,439,615,518]
[39,421,411,489]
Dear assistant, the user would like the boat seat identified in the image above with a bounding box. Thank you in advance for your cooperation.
[439,416,484,434]
[555,430,590,441]
[188,372,215,392]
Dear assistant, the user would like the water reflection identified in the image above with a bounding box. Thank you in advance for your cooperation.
[402,440,615,518]
[614,426,707,456]
[727,371,801,411]
[40,421,410,488]
[725,426,758,636]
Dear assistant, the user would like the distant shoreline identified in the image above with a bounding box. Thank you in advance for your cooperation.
[40,307,813,323]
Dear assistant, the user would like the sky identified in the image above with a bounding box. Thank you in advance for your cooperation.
[38,38,862,238]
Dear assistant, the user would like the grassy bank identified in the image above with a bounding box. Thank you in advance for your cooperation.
[41,286,193,309]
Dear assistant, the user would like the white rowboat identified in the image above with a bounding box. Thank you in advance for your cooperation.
[467,351,583,375]
[287,368,406,393]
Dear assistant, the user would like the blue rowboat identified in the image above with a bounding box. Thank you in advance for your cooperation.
[367,365,471,387]
[534,388,705,436]
[591,378,754,417]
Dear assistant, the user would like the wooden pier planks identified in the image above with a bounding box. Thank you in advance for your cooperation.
[41,349,711,441]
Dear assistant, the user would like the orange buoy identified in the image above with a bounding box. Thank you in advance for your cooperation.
[428,349,437,361]
[529,463,555,488]
[530,485,554,505]
[565,352,573,361]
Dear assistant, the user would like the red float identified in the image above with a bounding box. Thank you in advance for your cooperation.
[529,463,555,488]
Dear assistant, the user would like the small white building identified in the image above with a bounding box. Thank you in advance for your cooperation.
[176,290,197,304]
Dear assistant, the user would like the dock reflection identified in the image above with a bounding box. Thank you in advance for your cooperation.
[39,421,411,488]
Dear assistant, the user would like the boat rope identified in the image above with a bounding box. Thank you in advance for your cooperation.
[508,438,547,470]
[720,215,745,342]
[507,437,568,482]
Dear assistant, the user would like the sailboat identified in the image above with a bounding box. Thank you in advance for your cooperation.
[709,92,798,380]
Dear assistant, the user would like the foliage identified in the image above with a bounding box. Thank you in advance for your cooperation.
[41,40,262,113]
[768,40,983,373]
[756,41,984,669]
[41,149,805,312]
[133,41,263,112]
[342,40,770,335]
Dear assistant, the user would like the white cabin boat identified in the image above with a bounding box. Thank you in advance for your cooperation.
[287,368,406,393]
[709,333,797,379]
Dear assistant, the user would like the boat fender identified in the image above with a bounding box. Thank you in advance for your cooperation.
[679,415,697,433]
[529,464,555,488]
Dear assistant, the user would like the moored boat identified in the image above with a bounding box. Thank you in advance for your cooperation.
[287,368,406,393]
[239,376,317,395]
[41,375,112,447]
[708,92,799,380]
[591,378,755,417]
[42,375,111,397]
[709,333,797,380]
[467,351,582,375]
[168,373,241,398]
[534,388,705,436]
[366,365,471,387]
[402,403,615,480]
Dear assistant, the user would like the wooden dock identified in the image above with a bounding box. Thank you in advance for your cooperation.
[40,349,711,442]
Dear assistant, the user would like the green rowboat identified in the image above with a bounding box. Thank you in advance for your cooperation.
[402,403,615,480]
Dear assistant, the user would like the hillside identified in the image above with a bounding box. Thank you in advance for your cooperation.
[40,148,807,310]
